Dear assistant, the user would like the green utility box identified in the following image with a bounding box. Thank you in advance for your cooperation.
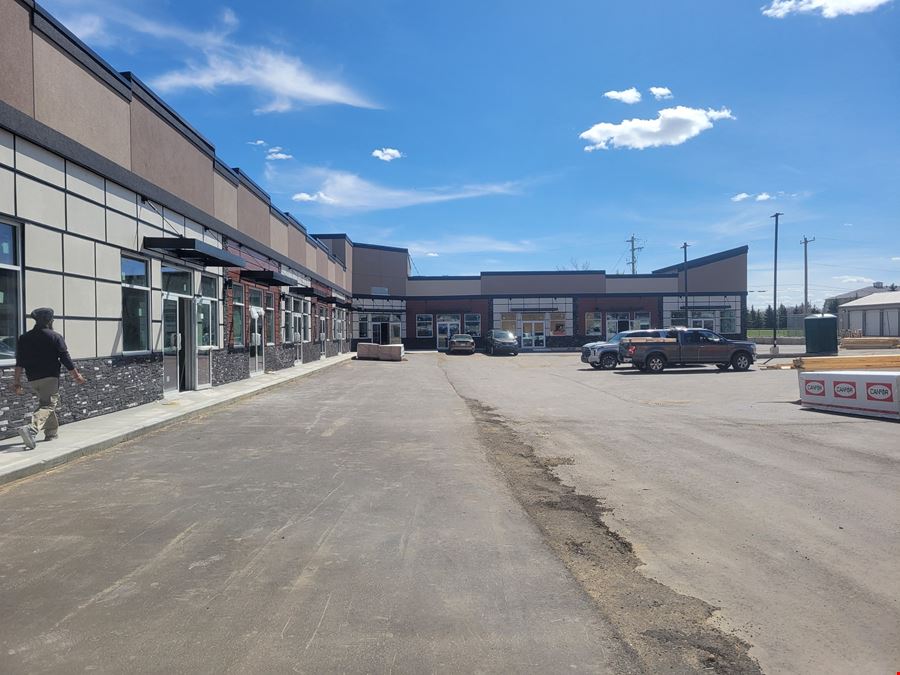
[804,314,838,355]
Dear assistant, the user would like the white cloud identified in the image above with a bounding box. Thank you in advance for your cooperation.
[372,148,403,162]
[731,192,751,202]
[426,252,440,257]
[63,4,376,113]
[62,14,116,47]
[843,222,854,227]
[603,87,642,104]
[405,236,536,256]
[762,0,893,17]
[649,86,673,100]
[266,151,293,160]
[269,146,283,153]
[891,256,900,261]
[580,106,734,151]
[247,139,267,146]
[281,167,519,212]
[833,275,875,284]
[755,192,773,201]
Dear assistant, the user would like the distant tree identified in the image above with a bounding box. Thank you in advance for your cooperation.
[823,298,839,314]
[890,283,898,291]
[777,304,788,329]
[556,258,592,271]
[764,305,775,329]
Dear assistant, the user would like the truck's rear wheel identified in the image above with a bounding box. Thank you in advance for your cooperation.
[646,354,666,373]
[600,353,618,370]
[731,351,752,371]
[590,361,603,369]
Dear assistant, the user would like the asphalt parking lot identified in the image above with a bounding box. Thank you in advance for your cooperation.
[441,351,900,675]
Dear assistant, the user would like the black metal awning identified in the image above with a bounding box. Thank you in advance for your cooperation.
[143,237,246,268]
[289,286,315,296]
[239,269,295,286]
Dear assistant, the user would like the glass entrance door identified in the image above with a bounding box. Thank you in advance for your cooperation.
[163,297,180,393]
[249,308,263,375]
[436,321,460,350]
[521,320,546,348]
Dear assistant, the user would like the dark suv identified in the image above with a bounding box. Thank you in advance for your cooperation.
[485,329,519,355]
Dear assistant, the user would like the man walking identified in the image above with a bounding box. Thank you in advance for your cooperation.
[10,308,85,449]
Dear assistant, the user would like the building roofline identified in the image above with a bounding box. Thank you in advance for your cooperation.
[607,273,678,279]
[409,275,480,281]
[312,233,354,245]
[353,242,409,254]
[481,269,605,276]
[652,245,749,274]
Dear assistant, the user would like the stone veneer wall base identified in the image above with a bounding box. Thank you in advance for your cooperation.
[1,354,163,440]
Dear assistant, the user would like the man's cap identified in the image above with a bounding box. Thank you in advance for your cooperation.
[30,307,55,323]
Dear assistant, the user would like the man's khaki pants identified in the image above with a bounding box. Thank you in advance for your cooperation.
[28,377,60,438]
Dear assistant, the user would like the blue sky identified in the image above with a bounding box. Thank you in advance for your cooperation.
[44,0,900,308]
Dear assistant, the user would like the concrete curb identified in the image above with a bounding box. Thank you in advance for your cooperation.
[0,354,353,489]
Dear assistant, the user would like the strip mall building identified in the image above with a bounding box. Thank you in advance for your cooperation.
[0,0,748,437]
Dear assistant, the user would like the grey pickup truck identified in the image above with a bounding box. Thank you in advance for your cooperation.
[619,328,757,373]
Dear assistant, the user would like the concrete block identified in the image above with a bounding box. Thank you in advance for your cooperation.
[16,175,64,229]
[66,194,105,240]
[66,161,105,204]
[25,224,62,271]
[15,137,64,187]
[379,344,404,361]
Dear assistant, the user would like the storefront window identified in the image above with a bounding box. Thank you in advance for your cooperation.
[0,222,21,363]
[265,292,275,344]
[358,313,369,339]
[303,299,312,342]
[464,313,481,336]
[161,266,191,295]
[585,312,603,335]
[232,284,245,346]
[550,311,567,336]
[121,256,149,352]
[198,275,218,348]
[634,312,651,330]
[416,314,433,338]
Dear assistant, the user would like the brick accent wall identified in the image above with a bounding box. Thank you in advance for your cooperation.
[1,354,163,440]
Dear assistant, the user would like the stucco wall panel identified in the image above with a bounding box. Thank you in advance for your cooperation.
[0,0,35,116]
[130,99,213,214]
[481,272,605,296]
[236,185,269,246]
[407,278,481,297]
[270,214,289,255]
[678,254,747,293]
[33,35,131,168]
[352,247,408,296]
[288,228,307,268]
[606,276,677,293]
[213,172,238,227]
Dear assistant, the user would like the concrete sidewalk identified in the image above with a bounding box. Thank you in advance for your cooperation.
[0,353,354,487]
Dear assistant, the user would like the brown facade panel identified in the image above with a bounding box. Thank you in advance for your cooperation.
[678,253,747,293]
[213,171,238,227]
[269,213,289,256]
[33,35,132,168]
[0,0,35,116]
[130,99,213,212]
[480,272,605,295]
[352,247,408,296]
[407,278,481,297]
[288,227,308,268]
[236,184,270,246]
[316,247,328,277]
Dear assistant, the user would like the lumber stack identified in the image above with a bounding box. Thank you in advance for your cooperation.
[793,354,900,371]
[841,337,900,349]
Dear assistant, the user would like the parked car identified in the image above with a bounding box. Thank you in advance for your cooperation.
[447,333,476,354]
[485,329,519,355]
[581,329,671,370]
[620,328,757,373]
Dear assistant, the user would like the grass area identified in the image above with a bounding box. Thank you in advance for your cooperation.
[747,329,805,338]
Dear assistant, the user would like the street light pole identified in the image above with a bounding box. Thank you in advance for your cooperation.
[681,242,690,326]
[801,235,815,315]
[771,213,784,354]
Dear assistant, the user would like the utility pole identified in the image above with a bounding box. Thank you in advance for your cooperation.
[771,213,784,354]
[681,242,690,326]
[627,234,644,275]
[801,235,815,315]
